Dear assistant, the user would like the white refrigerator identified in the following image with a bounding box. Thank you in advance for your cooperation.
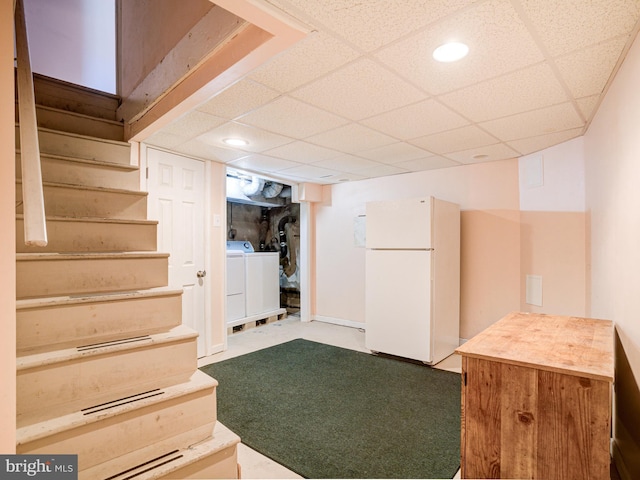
[365,196,460,364]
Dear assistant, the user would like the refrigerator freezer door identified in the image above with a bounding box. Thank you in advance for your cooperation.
[365,249,432,362]
[366,197,432,249]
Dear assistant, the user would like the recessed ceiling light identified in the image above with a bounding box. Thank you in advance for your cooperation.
[433,42,469,63]
[472,153,489,160]
[223,138,249,147]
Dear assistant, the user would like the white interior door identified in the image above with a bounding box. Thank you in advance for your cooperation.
[147,148,207,357]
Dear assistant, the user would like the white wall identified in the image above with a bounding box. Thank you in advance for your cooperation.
[1,0,16,453]
[24,0,116,93]
[314,159,522,339]
[584,32,640,479]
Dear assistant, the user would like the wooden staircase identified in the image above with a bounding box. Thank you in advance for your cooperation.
[15,74,240,479]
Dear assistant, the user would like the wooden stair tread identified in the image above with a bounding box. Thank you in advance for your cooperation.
[16,150,138,171]
[16,251,169,261]
[31,103,124,127]
[16,178,147,196]
[92,422,240,480]
[16,123,130,147]
[17,324,197,371]
[16,213,157,226]
[16,286,182,310]
[17,370,218,445]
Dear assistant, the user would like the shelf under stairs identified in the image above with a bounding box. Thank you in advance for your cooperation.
[15,73,239,479]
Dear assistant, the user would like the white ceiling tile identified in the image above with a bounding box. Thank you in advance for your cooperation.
[306,123,397,153]
[357,142,433,163]
[376,0,544,95]
[395,156,462,171]
[237,96,348,138]
[507,128,584,156]
[264,141,342,163]
[197,79,280,119]
[161,110,227,139]
[196,122,294,153]
[362,99,469,140]
[248,31,360,92]
[410,125,499,154]
[313,154,382,173]
[290,58,426,120]
[270,0,476,52]
[555,36,628,99]
[519,0,640,56]
[278,163,342,180]
[439,63,568,122]
[173,140,247,163]
[355,163,410,178]
[480,102,585,141]
[228,154,303,172]
[445,143,520,164]
[576,95,601,121]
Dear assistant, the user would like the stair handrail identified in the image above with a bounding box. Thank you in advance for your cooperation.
[14,0,47,247]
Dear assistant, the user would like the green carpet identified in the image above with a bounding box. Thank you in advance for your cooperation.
[200,339,461,479]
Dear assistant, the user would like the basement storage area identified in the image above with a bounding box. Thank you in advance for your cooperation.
[225,169,300,332]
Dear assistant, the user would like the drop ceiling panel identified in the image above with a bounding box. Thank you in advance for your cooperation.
[357,142,434,163]
[145,131,186,150]
[518,0,640,56]
[480,102,584,141]
[278,163,342,180]
[507,127,583,156]
[228,154,302,172]
[196,79,280,119]
[439,63,569,122]
[355,163,409,178]
[376,0,545,95]
[362,99,469,140]
[159,110,227,139]
[290,58,426,121]
[410,125,499,155]
[175,140,248,163]
[555,36,629,98]
[576,95,601,120]
[264,141,342,163]
[396,156,461,172]
[237,96,349,138]
[248,31,360,92]
[446,142,520,164]
[312,154,383,173]
[197,122,294,152]
[306,123,397,153]
[270,0,477,52]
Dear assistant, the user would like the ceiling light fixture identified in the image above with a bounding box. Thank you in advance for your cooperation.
[223,138,249,147]
[433,42,469,63]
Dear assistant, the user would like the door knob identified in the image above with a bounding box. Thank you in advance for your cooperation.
[197,270,207,278]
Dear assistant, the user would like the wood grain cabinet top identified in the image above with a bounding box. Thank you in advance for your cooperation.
[455,312,614,480]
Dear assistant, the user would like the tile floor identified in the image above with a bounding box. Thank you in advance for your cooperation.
[198,316,462,479]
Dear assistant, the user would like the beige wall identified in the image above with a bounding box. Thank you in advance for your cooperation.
[584,32,640,479]
[314,159,521,339]
[117,0,213,98]
[1,0,16,452]
[208,160,227,352]
[518,138,587,317]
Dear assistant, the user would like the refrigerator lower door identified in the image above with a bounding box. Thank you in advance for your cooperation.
[365,249,432,362]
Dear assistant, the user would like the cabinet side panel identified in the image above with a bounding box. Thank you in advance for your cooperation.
[460,356,467,478]
[463,357,502,479]
[499,363,538,479]
[537,371,611,480]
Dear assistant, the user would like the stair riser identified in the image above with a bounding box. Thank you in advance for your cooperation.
[16,153,140,190]
[16,217,157,253]
[17,103,124,141]
[18,387,217,472]
[16,256,168,299]
[18,339,196,421]
[17,292,182,354]
[28,72,120,121]
[15,126,131,165]
[161,444,238,480]
[15,183,147,220]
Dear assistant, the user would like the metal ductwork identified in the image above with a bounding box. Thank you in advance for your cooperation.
[262,181,284,198]
[242,176,265,197]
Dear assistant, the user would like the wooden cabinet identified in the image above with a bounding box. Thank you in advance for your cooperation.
[455,312,613,480]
